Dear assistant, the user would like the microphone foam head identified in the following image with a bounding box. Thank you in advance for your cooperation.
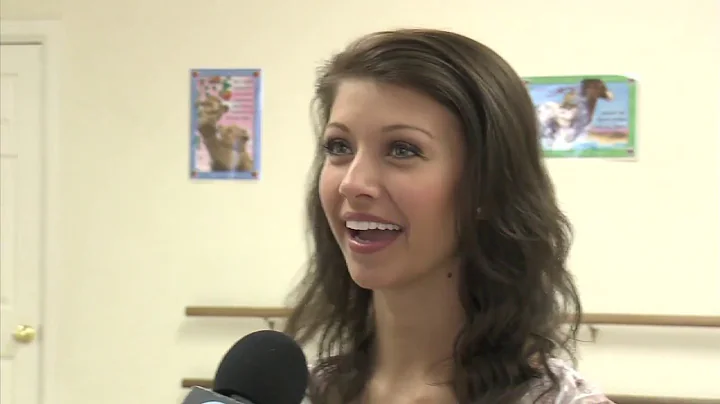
[213,330,309,404]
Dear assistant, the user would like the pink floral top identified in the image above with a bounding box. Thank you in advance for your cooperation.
[520,358,615,404]
[307,358,615,404]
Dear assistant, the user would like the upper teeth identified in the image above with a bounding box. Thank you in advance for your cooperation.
[346,220,401,231]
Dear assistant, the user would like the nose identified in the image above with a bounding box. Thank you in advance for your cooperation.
[338,152,382,201]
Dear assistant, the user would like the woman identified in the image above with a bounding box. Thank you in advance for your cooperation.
[284,28,614,404]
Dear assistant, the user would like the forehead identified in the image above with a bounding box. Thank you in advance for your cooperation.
[328,79,458,133]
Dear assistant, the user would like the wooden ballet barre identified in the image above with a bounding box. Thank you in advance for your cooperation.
[178,378,718,403]
[184,306,720,328]
[578,313,720,328]
[185,306,292,318]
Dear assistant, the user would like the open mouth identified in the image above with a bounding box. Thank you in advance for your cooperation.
[346,220,403,244]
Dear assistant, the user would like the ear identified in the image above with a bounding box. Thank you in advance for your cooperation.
[222,104,229,113]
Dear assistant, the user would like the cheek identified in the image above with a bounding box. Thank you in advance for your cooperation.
[402,172,455,210]
[401,182,457,238]
[318,163,341,215]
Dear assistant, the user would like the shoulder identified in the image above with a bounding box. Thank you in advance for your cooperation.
[524,358,615,404]
[306,358,615,404]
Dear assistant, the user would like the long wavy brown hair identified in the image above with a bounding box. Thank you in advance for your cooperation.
[284,28,582,404]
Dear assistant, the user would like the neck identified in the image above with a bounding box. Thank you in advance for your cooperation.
[370,266,464,383]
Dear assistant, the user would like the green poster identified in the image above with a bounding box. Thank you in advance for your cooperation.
[524,75,637,159]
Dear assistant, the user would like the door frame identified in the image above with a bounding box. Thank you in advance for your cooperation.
[0,20,63,404]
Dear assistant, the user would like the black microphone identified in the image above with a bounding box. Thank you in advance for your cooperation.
[182,329,309,404]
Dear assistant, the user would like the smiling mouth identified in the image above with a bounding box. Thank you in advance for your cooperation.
[346,220,403,244]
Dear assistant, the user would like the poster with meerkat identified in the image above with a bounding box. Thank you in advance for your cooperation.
[190,69,261,179]
[524,75,637,159]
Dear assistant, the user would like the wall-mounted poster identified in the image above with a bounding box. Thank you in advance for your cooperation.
[189,68,262,180]
[524,75,637,159]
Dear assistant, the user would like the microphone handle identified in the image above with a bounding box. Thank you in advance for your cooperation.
[230,395,255,404]
[182,386,252,404]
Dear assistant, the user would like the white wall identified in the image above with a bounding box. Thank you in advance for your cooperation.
[2,0,719,402]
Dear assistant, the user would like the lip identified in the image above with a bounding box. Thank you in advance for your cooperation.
[341,212,401,226]
[341,212,404,255]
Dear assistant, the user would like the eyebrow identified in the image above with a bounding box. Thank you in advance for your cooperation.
[326,122,434,139]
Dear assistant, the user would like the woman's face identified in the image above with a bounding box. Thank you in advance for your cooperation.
[319,79,465,290]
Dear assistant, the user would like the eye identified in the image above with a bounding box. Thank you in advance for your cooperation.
[389,141,422,159]
[322,138,352,156]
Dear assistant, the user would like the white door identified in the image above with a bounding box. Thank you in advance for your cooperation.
[0,43,44,404]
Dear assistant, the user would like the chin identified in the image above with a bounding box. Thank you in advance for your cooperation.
[347,265,386,290]
[346,263,405,291]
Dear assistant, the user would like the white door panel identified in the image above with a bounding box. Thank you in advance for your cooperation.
[0,43,44,404]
